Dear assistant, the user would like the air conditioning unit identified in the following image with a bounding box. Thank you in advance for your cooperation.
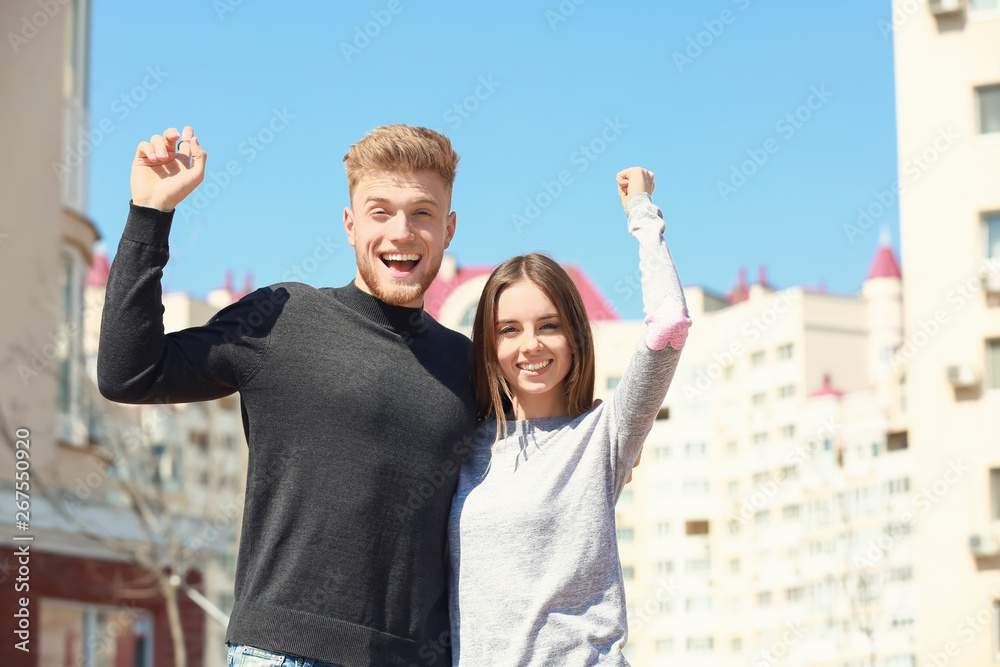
[929,0,964,15]
[969,533,1000,557]
[982,270,1000,295]
[946,364,979,388]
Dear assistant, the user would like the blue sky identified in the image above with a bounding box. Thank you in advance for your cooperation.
[88,0,899,320]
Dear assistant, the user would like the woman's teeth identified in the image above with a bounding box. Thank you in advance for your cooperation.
[519,360,552,371]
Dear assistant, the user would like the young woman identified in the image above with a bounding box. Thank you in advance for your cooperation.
[447,167,692,665]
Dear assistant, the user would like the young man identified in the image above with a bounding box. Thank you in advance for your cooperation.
[98,125,478,666]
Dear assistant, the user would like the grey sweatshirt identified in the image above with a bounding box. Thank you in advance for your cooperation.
[447,193,692,666]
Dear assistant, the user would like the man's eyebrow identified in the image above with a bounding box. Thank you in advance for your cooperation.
[364,196,440,207]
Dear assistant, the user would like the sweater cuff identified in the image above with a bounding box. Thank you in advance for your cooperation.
[625,191,653,216]
[124,201,175,246]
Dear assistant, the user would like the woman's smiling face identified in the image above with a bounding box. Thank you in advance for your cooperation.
[494,279,573,419]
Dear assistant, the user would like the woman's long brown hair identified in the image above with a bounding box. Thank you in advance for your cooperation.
[471,253,596,442]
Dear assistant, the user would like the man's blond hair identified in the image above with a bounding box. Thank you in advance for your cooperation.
[343,125,460,201]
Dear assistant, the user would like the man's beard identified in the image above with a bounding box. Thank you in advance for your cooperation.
[355,249,441,307]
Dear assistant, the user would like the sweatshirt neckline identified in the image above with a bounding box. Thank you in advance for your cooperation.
[503,415,576,434]
[333,282,427,335]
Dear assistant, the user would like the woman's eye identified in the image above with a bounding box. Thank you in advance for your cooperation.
[540,323,558,330]
[500,327,517,335]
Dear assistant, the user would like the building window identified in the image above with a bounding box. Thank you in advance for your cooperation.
[621,566,635,581]
[617,527,634,542]
[657,522,671,538]
[777,343,794,360]
[656,406,671,420]
[891,615,915,629]
[653,445,671,459]
[779,465,798,480]
[619,489,634,505]
[979,84,1000,135]
[753,432,768,446]
[56,249,87,445]
[778,384,796,399]
[782,504,800,520]
[781,424,796,439]
[728,480,740,501]
[687,636,714,651]
[888,431,909,451]
[991,469,1000,521]
[683,480,710,496]
[655,638,673,654]
[727,441,738,457]
[987,339,1000,390]
[685,557,711,573]
[656,560,674,574]
[751,392,766,406]
[887,478,911,494]
[786,587,804,602]
[728,519,740,535]
[729,558,740,573]
[971,0,999,9]
[993,600,1000,661]
[752,471,770,486]
[757,591,772,606]
[686,596,713,613]
[459,301,478,329]
[686,520,709,536]
[40,599,154,667]
[731,637,743,651]
[880,346,896,366]
[684,442,707,458]
[755,510,771,525]
[986,213,1000,260]
[750,350,766,367]
[607,375,622,390]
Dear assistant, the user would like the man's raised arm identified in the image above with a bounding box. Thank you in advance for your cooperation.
[98,126,274,404]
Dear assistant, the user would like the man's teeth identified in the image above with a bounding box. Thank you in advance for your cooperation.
[381,253,421,261]
[519,360,551,371]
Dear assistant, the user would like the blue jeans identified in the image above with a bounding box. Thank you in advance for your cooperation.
[227,644,346,667]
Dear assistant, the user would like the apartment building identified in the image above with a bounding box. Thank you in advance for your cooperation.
[0,1,207,663]
[892,0,1000,665]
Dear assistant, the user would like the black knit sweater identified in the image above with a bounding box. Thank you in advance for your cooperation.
[98,203,477,666]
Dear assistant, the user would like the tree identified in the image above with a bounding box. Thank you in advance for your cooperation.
[0,377,235,667]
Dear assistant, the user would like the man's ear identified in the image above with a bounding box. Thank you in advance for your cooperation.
[443,211,457,249]
[343,206,357,248]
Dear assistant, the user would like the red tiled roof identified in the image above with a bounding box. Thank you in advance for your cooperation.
[866,244,901,280]
[728,266,749,304]
[809,373,844,399]
[424,262,619,322]
[423,266,494,319]
[87,253,110,287]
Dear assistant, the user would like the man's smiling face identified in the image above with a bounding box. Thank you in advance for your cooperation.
[344,170,456,308]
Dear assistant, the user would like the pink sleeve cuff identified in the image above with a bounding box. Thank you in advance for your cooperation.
[645,294,692,351]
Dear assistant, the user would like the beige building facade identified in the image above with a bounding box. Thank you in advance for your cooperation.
[892,1,1000,665]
